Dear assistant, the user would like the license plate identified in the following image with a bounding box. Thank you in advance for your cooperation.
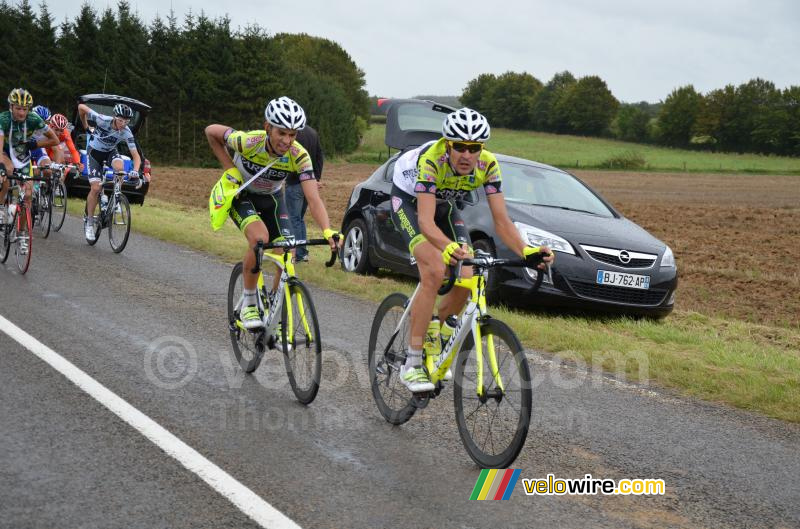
[596,270,650,289]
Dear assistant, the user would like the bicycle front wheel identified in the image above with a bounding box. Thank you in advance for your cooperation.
[227,261,265,373]
[281,279,322,405]
[36,188,52,238]
[108,193,131,253]
[15,204,32,274]
[51,182,67,232]
[454,318,532,468]
[0,205,11,263]
[368,293,418,425]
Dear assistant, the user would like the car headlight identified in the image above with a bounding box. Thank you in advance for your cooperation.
[660,246,675,268]
[514,222,575,255]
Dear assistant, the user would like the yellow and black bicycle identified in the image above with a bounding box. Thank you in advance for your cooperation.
[228,238,338,405]
[368,250,548,468]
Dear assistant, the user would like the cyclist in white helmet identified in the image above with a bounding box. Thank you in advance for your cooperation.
[78,101,142,242]
[390,107,555,392]
[205,96,341,330]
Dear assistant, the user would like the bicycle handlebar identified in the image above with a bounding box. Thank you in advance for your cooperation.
[253,235,340,273]
[437,250,552,296]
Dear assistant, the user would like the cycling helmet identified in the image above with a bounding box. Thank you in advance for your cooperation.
[32,105,51,120]
[8,88,33,108]
[113,103,134,119]
[264,96,306,130]
[50,113,69,131]
[442,107,491,142]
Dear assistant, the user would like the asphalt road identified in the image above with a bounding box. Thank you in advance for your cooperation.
[1,215,798,528]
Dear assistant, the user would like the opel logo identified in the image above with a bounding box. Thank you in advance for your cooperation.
[618,250,631,264]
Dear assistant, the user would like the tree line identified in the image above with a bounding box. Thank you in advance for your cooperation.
[460,71,800,156]
[0,1,370,164]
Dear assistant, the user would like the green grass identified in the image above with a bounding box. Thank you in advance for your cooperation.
[78,197,800,423]
[346,124,800,174]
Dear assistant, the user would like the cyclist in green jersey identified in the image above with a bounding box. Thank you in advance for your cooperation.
[206,96,341,330]
[0,88,59,224]
[390,108,554,392]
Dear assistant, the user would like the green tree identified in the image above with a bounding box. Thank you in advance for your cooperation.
[655,85,702,147]
[612,103,651,142]
[530,71,576,132]
[556,75,618,136]
[460,73,497,114]
[483,71,542,129]
[694,85,737,151]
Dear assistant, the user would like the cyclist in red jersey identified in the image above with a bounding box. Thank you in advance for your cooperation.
[45,114,83,180]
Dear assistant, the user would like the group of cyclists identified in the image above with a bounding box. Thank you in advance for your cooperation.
[0,87,143,244]
[208,96,555,393]
[2,84,555,393]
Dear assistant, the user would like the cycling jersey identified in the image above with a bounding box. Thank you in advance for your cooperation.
[224,129,314,195]
[46,128,80,165]
[393,137,502,202]
[85,109,137,153]
[0,111,48,168]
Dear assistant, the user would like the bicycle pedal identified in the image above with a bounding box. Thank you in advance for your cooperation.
[411,393,431,409]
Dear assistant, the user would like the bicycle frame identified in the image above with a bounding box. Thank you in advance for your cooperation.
[231,249,314,347]
[393,269,501,397]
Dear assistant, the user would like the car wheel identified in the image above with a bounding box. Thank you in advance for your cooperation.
[342,218,375,274]
[473,238,500,304]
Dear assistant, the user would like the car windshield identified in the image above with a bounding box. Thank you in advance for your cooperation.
[500,162,614,217]
[396,103,447,133]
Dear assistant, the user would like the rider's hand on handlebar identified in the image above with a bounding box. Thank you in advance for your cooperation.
[442,242,472,266]
[522,245,554,269]
[323,228,343,250]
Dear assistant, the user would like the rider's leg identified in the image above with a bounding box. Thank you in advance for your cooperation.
[0,153,12,205]
[437,259,473,320]
[243,220,271,290]
[409,241,446,352]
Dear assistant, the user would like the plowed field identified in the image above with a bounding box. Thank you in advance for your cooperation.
[149,163,800,329]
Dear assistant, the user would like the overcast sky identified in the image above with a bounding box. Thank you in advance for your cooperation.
[48,0,799,103]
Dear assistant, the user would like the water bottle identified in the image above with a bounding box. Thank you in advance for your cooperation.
[440,315,458,350]
[100,193,109,210]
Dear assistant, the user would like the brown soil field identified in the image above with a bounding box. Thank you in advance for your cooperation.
[149,163,800,329]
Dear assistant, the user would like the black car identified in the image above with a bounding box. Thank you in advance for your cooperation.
[67,94,152,205]
[339,99,677,317]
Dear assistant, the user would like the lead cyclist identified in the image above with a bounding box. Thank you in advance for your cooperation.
[389,108,555,392]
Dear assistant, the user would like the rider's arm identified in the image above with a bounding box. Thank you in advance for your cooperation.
[63,132,82,168]
[40,127,59,149]
[204,124,235,170]
[417,193,455,252]
[487,193,555,265]
[300,176,334,237]
[77,104,92,130]
[126,139,142,172]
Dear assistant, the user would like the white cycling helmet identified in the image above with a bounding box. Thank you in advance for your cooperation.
[442,107,490,142]
[264,96,306,130]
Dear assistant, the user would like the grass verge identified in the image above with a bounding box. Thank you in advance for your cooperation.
[73,197,800,422]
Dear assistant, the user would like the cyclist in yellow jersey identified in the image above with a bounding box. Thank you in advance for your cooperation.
[206,96,341,330]
[390,108,555,392]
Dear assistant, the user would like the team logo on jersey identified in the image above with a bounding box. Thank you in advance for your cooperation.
[477,160,487,170]
[280,213,289,219]
[392,196,403,212]
[485,185,499,194]
[280,156,289,163]
[290,145,300,156]
[246,135,264,148]
[414,183,427,192]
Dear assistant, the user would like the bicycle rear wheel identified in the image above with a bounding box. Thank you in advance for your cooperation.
[227,261,265,373]
[15,203,32,274]
[368,293,419,425]
[51,182,67,232]
[108,193,131,253]
[35,187,52,238]
[453,318,532,468]
[280,279,322,405]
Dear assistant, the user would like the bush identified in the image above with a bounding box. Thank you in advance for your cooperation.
[598,151,647,170]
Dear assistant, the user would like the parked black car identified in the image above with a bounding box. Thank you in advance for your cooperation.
[67,94,152,205]
[340,99,677,317]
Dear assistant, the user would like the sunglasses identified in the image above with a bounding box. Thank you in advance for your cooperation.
[449,141,483,154]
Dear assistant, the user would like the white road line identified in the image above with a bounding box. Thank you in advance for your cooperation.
[0,314,301,529]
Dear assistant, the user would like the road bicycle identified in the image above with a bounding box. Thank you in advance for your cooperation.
[368,250,548,468]
[0,169,45,274]
[228,237,338,405]
[30,162,75,237]
[83,169,138,253]
[47,163,74,233]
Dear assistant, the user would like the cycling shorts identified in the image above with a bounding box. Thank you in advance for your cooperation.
[230,190,292,242]
[389,184,470,255]
[86,147,123,182]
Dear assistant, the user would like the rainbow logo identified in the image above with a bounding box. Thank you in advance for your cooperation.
[469,469,521,500]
